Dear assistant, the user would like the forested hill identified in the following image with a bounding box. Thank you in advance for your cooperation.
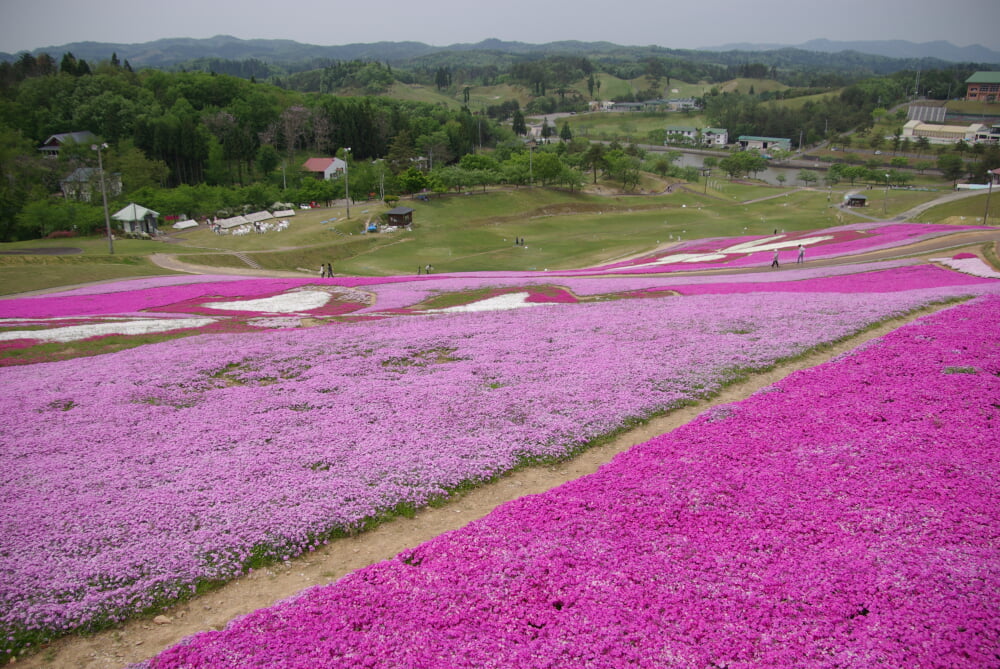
[2,35,996,77]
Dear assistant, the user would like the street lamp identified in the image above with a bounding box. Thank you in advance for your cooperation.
[91,143,114,254]
[984,169,997,225]
[343,148,350,219]
[882,173,890,216]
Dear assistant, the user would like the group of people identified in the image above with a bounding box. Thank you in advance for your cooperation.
[514,237,526,246]
[771,244,806,269]
[319,263,334,277]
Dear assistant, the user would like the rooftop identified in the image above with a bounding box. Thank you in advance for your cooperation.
[966,72,1000,84]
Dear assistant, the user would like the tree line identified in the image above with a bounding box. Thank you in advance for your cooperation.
[0,57,513,240]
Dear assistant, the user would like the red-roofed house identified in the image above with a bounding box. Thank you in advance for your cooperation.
[303,157,347,180]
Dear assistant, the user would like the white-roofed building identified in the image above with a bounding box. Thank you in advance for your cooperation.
[902,119,986,144]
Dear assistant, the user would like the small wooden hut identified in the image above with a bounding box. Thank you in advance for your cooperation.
[386,206,414,227]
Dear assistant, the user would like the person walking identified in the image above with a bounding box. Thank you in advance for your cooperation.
[326,263,334,277]
[771,249,780,269]
[796,245,805,264]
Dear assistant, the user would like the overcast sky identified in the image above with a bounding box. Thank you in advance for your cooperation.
[1,0,998,54]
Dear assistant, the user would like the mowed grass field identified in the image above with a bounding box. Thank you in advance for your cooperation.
[564,111,710,142]
[1,178,991,296]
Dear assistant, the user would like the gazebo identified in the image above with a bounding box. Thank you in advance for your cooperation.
[386,206,414,227]
[112,203,161,235]
[845,194,868,208]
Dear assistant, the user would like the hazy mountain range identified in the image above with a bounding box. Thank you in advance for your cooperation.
[702,39,1000,64]
[2,35,998,69]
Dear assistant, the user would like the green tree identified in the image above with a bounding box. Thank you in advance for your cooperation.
[0,125,53,241]
[651,157,672,177]
[937,154,966,184]
[582,143,607,184]
[15,199,104,240]
[532,151,563,185]
[719,151,766,179]
[397,166,428,194]
[511,110,527,136]
[204,136,230,186]
[915,136,930,157]
[605,150,641,190]
[540,118,553,139]
[559,122,573,142]
[797,170,818,186]
[109,140,169,193]
[255,144,280,179]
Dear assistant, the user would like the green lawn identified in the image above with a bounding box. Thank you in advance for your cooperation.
[914,190,996,225]
[1,170,979,295]
[718,78,790,95]
[567,111,709,143]
[0,255,171,296]
[331,187,857,275]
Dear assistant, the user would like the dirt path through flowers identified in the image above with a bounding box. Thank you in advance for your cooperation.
[14,302,962,669]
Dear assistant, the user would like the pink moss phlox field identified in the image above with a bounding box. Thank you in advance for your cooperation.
[595,223,991,273]
[0,277,411,319]
[671,264,1000,295]
[4,285,995,643]
[140,295,1000,669]
[352,260,919,314]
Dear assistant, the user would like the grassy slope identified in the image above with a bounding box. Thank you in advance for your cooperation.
[568,111,709,142]
[718,78,789,95]
[1,170,985,295]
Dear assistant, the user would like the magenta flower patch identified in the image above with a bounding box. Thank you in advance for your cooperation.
[140,295,1000,669]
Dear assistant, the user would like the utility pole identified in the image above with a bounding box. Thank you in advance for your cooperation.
[344,148,351,219]
[528,140,536,187]
[883,173,890,216]
[91,143,114,254]
[984,171,996,225]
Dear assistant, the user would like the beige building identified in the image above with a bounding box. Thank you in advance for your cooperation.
[902,119,985,144]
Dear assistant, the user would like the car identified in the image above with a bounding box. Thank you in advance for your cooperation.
[874,150,882,155]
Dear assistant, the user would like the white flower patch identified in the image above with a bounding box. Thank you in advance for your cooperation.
[0,318,215,343]
[930,257,1000,279]
[428,292,546,313]
[721,235,834,254]
[720,235,787,253]
[204,290,332,314]
[650,253,729,265]
[627,235,836,270]
[247,317,306,329]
